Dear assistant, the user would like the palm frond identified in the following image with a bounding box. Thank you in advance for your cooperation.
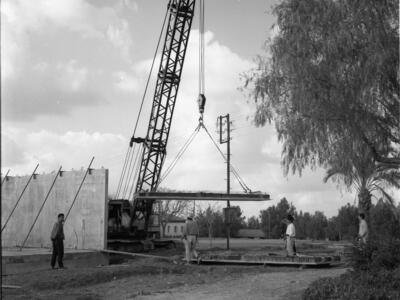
[375,171,400,189]
[323,167,344,183]
[374,185,396,206]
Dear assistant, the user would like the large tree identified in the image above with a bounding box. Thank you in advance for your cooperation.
[246,216,261,229]
[260,197,295,238]
[196,204,220,246]
[247,0,399,177]
[324,147,400,213]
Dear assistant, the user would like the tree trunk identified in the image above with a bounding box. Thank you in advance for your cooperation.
[358,188,372,237]
[358,188,372,215]
[208,226,212,248]
[161,222,167,238]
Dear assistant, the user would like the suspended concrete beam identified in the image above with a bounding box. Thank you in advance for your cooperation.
[133,191,271,202]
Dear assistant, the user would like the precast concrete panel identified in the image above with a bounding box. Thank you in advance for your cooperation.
[1,169,108,250]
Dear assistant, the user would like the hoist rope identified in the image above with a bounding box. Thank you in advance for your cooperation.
[122,144,138,199]
[117,143,136,199]
[201,124,252,193]
[116,6,170,199]
[157,124,201,186]
[199,0,205,95]
[157,121,253,194]
[128,144,144,200]
[117,143,138,199]
[115,147,131,198]
[126,143,143,200]
[117,0,252,197]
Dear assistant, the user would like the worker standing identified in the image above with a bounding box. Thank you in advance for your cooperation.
[50,213,65,269]
[357,213,369,245]
[182,216,199,264]
[285,214,296,257]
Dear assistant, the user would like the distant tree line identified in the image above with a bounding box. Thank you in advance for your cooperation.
[194,197,400,241]
[257,197,359,240]
[195,205,245,238]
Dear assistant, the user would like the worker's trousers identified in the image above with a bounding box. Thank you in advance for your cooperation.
[51,238,64,268]
[184,235,198,262]
[286,237,296,257]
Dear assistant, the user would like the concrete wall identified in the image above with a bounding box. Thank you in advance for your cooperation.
[1,168,108,250]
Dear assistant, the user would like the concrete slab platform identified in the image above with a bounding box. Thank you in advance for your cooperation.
[2,247,109,275]
[192,252,341,267]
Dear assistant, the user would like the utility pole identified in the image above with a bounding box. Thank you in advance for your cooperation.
[218,114,231,250]
[268,210,271,239]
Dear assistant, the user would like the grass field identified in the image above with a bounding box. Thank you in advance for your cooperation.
[3,238,349,300]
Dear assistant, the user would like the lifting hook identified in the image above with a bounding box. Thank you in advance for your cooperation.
[198,93,206,123]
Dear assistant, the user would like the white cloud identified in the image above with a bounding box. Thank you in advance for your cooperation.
[106,20,134,62]
[56,60,88,91]
[261,132,282,162]
[1,127,127,193]
[2,59,107,120]
[1,0,102,80]
[131,29,353,217]
[121,0,138,12]
[2,0,108,39]
[1,23,363,219]
[113,71,140,92]
[1,0,136,116]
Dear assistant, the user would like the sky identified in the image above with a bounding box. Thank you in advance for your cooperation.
[1,0,374,219]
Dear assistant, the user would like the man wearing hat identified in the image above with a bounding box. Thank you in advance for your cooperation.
[182,216,199,263]
[285,214,296,256]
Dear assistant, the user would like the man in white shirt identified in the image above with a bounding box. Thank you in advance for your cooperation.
[285,214,296,256]
[358,213,369,244]
[182,216,199,263]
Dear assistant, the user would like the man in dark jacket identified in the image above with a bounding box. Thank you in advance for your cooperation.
[50,213,65,269]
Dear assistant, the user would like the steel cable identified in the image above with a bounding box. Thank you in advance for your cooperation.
[116,6,170,198]
[158,125,201,186]
[121,143,137,199]
[126,144,143,200]
[115,147,131,198]
[199,0,205,95]
[202,124,252,193]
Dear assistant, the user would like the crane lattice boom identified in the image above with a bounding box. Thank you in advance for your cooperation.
[131,0,196,229]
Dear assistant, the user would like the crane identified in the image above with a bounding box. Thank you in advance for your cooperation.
[109,0,267,246]
[106,2,338,268]
[115,0,198,239]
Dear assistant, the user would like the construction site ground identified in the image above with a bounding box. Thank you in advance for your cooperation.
[2,238,350,300]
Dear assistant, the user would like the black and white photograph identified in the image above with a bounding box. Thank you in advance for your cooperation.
[1,0,399,299]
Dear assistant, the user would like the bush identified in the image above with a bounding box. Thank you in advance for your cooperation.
[303,267,400,300]
[303,238,400,299]
[352,238,400,271]
[304,201,400,299]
